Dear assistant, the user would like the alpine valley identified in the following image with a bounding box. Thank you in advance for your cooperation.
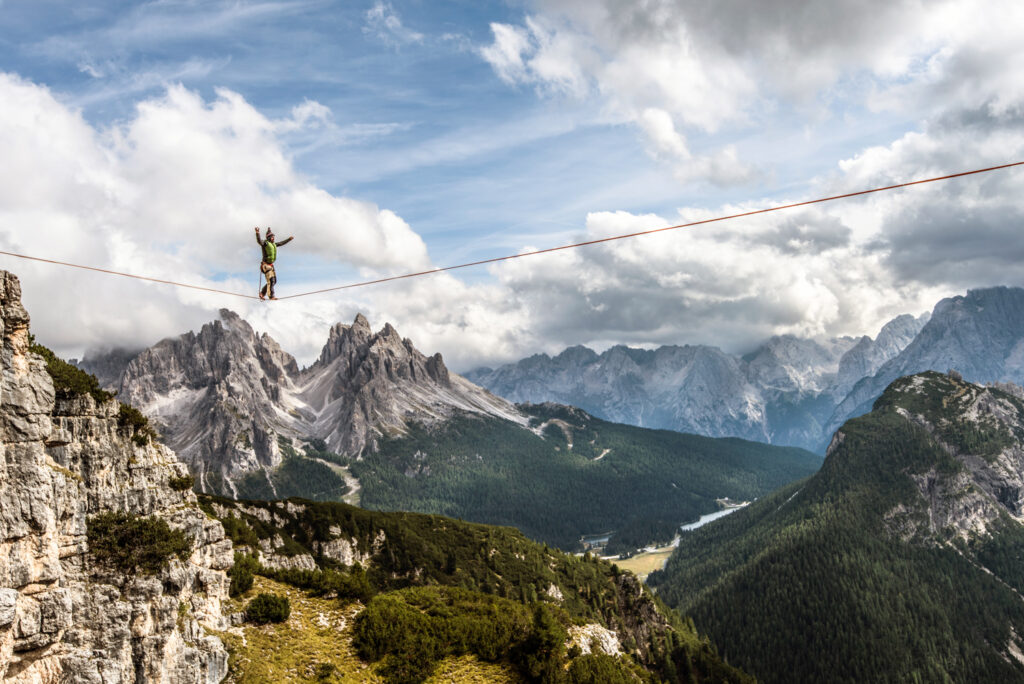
[0,268,751,683]
[76,309,820,550]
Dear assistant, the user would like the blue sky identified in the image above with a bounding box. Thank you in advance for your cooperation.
[2,0,1023,369]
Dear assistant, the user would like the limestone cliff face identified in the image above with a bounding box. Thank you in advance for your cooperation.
[0,272,231,683]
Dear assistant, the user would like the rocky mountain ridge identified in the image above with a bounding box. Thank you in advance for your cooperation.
[824,286,1024,444]
[472,287,1024,454]
[468,311,930,451]
[80,310,520,497]
[0,271,231,683]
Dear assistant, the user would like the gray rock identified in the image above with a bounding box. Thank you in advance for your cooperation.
[468,310,933,452]
[0,588,16,626]
[0,269,229,683]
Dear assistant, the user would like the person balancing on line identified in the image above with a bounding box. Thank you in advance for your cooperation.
[254,226,294,300]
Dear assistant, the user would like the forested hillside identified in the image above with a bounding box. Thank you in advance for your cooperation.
[352,403,821,549]
[648,372,1024,683]
[202,494,752,683]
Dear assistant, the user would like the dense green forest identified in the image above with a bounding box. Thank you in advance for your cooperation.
[648,372,1024,683]
[201,493,753,683]
[234,436,351,502]
[351,403,819,550]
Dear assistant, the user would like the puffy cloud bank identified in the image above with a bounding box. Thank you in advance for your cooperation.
[471,0,1024,359]
[0,73,434,362]
[4,0,1024,380]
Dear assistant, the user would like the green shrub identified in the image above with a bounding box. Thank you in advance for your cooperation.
[511,603,569,681]
[257,565,376,603]
[30,339,113,403]
[230,552,260,597]
[117,402,156,446]
[246,593,291,624]
[566,654,637,683]
[353,586,532,684]
[87,512,192,574]
[314,663,337,681]
[168,474,195,492]
[221,514,261,548]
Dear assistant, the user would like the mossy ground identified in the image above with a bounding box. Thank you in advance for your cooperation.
[219,576,522,683]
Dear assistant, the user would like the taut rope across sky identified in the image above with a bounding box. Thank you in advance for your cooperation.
[1,160,1022,302]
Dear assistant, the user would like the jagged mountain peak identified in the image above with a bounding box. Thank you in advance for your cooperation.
[553,344,599,364]
[316,314,383,366]
[102,310,516,494]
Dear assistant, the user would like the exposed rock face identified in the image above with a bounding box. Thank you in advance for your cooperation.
[833,314,929,400]
[300,315,521,456]
[82,311,520,496]
[0,271,230,683]
[474,344,770,441]
[110,309,302,495]
[877,374,1024,542]
[566,624,621,656]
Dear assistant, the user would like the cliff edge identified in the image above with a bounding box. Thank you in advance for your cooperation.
[0,271,231,683]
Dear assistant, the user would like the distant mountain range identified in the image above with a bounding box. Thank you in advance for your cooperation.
[470,287,1024,452]
[648,371,1024,682]
[468,311,928,451]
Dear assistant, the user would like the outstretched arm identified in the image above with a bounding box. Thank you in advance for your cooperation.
[277,236,294,247]
[254,227,265,246]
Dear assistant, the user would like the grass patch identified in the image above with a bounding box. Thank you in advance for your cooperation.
[611,547,676,580]
[46,461,83,483]
[219,576,523,684]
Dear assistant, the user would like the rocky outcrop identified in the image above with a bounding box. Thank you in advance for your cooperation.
[81,310,521,496]
[0,271,230,683]
[877,374,1024,542]
[299,314,521,456]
